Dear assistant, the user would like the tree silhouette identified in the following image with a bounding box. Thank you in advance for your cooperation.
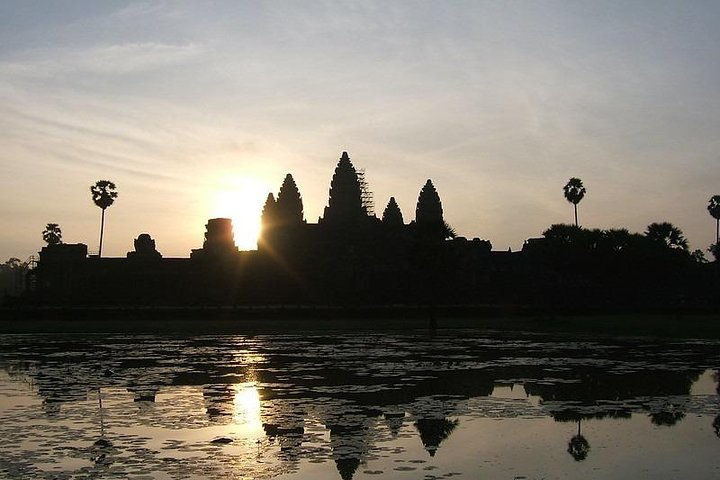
[602,228,643,253]
[708,195,720,245]
[563,177,586,227]
[0,257,28,296]
[649,409,686,426]
[90,180,118,257]
[382,197,404,227]
[4,257,23,269]
[543,223,584,245]
[567,420,590,461]
[710,242,719,262]
[276,174,304,225]
[645,222,688,251]
[42,223,62,246]
[690,249,708,263]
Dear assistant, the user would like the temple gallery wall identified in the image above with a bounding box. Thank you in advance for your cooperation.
[27,152,717,310]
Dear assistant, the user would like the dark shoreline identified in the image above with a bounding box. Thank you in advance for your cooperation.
[1,305,719,338]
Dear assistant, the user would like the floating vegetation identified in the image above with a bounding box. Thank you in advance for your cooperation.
[0,332,718,479]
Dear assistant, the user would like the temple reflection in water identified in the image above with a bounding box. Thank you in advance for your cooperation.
[1,333,718,479]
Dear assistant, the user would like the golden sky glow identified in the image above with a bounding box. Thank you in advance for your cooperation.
[208,176,274,250]
[1,2,720,260]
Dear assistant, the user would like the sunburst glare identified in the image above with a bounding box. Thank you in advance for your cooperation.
[209,177,272,250]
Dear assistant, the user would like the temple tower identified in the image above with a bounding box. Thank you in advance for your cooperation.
[322,152,365,224]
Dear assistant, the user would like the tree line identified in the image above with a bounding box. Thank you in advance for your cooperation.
[562,177,718,262]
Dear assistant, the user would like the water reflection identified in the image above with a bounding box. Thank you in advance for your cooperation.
[567,420,590,461]
[234,382,262,430]
[415,417,459,457]
[0,333,718,479]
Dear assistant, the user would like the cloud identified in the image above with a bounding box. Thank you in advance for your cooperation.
[2,1,720,258]
[1,42,203,78]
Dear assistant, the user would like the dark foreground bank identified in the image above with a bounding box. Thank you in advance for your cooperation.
[1,305,719,338]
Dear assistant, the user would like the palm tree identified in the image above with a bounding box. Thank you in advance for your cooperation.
[563,177,586,227]
[90,180,118,257]
[42,223,62,246]
[567,420,590,461]
[708,195,720,245]
[645,222,689,251]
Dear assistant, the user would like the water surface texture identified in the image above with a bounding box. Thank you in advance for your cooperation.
[1,332,719,479]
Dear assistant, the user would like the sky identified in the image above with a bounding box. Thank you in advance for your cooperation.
[1,1,719,260]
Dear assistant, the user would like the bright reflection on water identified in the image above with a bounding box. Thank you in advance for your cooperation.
[233,382,262,431]
[0,332,718,479]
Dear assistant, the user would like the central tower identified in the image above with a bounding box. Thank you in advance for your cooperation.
[322,151,366,225]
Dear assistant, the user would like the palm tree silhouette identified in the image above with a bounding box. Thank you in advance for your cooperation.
[567,419,590,461]
[645,222,689,251]
[42,223,62,246]
[90,180,118,257]
[708,195,720,246]
[563,178,586,227]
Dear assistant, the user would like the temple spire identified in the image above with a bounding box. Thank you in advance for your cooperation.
[415,179,444,224]
[415,179,454,240]
[382,197,404,226]
[323,151,365,224]
[276,173,304,224]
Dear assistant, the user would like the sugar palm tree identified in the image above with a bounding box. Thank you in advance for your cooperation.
[563,178,586,227]
[708,195,720,245]
[90,180,118,257]
[567,419,590,461]
[645,222,689,251]
[42,223,62,246]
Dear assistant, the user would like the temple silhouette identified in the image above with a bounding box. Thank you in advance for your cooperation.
[25,151,719,311]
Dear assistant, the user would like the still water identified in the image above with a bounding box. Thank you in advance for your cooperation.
[0,331,718,479]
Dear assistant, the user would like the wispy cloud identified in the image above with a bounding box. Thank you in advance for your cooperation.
[1,42,203,78]
[2,1,720,258]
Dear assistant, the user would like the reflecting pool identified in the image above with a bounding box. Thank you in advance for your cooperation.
[1,331,719,479]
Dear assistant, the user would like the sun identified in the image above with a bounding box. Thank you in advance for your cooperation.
[209,176,271,250]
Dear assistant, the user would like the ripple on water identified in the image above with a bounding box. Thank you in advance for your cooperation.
[0,333,718,479]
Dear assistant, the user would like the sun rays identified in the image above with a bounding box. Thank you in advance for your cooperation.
[208,176,273,250]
